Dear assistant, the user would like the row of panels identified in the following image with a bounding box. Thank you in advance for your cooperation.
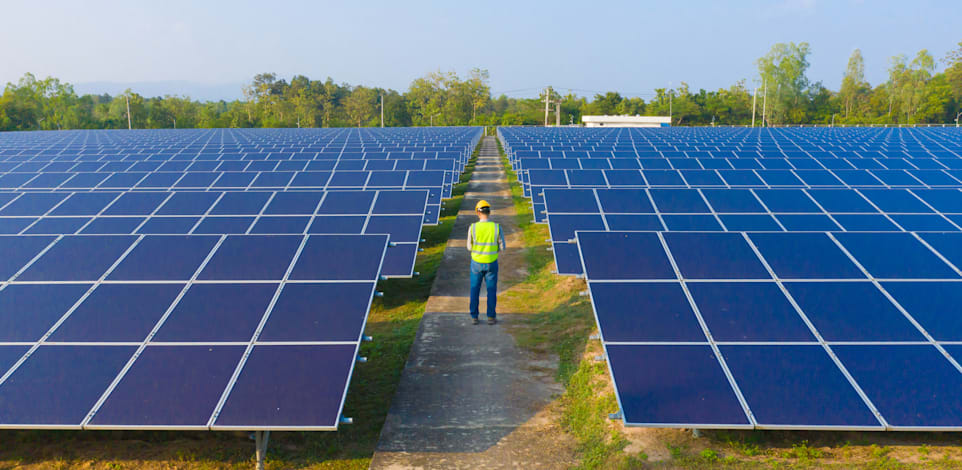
[543,188,962,215]
[0,127,480,432]
[544,189,962,269]
[572,231,962,429]
[575,231,962,281]
[0,152,466,167]
[500,128,962,431]
[526,168,962,189]
[0,190,430,217]
[516,157,962,173]
[0,170,454,202]
[499,125,962,142]
[604,343,962,429]
[512,151,962,162]
[0,233,390,430]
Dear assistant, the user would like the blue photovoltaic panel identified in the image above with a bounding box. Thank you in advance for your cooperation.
[0,127,464,436]
[258,283,375,342]
[688,282,814,342]
[289,234,389,280]
[152,283,277,342]
[0,193,68,216]
[16,235,137,282]
[833,345,962,428]
[663,232,769,279]
[249,216,310,234]
[0,284,91,341]
[577,232,674,280]
[882,282,962,341]
[107,236,219,281]
[24,217,89,235]
[50,192,120,215]
[785,282,925,342]
[918,233,962,270]
[749,233,865,279]
[720,345,881,428]
[547,214,605,241]
[212,345,357,429]
[88,346,245,428]
[317,191,376,214]
[47,284,184,342]
[588,282,705,342]
[835,232,959,279]
[0,229,394,430]
[503,126,962,431]
[0,236,56,279]
[0,345,136,427]
[605,345,751,427]
[210,192,271,215]
[81,217,144,234]
[156,192,220,216]
[0,346,28,377]
[198,235,301,281]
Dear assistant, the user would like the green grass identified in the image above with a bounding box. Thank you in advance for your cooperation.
[0,143,481,470]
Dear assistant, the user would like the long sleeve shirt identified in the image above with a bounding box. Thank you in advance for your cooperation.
[466,221,507,253]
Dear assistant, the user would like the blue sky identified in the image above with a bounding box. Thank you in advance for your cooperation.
[1,0,959,100]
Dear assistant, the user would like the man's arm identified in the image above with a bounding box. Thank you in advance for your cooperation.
[499,225,507,251]
[466,223,473,251]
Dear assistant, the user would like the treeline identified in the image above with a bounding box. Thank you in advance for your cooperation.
[1,41,960,131]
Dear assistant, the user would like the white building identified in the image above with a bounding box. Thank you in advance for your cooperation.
[581,115,671,127]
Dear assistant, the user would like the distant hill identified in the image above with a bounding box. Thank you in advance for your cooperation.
[73,80,244,101]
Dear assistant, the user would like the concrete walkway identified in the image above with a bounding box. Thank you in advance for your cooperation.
[370,137,573,469]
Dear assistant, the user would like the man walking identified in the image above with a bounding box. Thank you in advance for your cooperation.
[467,200,506,325]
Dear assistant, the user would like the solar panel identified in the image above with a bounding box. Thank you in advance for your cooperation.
[0,189,430,277]
[502,126,962,431]
[0,127,484,433]
[542,188,962,275]
[0,233,389,430]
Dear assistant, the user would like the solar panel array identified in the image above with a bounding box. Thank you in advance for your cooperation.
[0,127,482,430]
[501,126,962,430]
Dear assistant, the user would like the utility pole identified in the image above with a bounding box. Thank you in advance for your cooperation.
[543,86,552,126]
[956,111,961,127]
[125,95,132,130]
[556,101,561,126]
[668,82,672,124]
[751,84,757,128]
[380,95,384,128]
[761,79,767,127]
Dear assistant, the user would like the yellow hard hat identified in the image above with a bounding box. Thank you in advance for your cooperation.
[475,200,491,211]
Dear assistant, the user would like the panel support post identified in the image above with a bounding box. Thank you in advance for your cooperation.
[255,430,270,470]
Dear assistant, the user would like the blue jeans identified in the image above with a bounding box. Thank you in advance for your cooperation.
[469,259,499,319]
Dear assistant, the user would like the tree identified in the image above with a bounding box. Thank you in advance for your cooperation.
[756,42,812,124]
[106,89,145,129]
[943,41,962,102]
[344,86,377,127]
[590,92,624,115]
[465,68,491,124]
[840,49,868,118]
[888,50,935,123]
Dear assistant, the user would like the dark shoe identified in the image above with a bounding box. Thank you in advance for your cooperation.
[488,318,497,325]
[472,318,480,325]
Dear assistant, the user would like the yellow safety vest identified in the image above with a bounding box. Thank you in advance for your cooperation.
[470,221,501,263]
